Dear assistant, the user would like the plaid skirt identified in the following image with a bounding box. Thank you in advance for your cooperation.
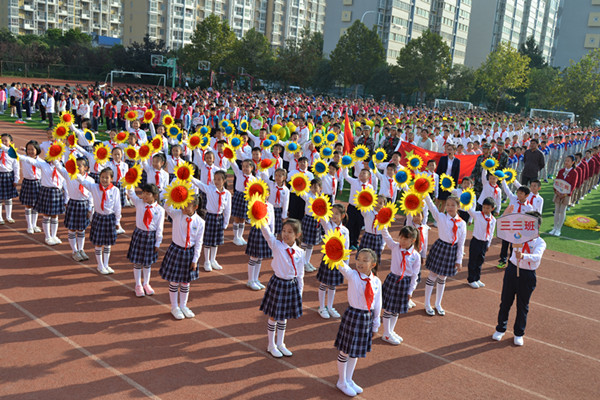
[159,242,199,283]
[89,213,117,246]
[199,191,207,210]
[357,232,384,259]
[169,173,176,183]
[140,170,147,187]
[19,178,40,207]
[274,207,283,234]
[301,214,321,245]
[0,171,18,200]
[232,190,248,220]
[245,226,272,259]
[334,306,374,358]
[260,275,303,320]
[89,172,100,184]
[64,199,91,231]
[316,258,344,286]
[425,239,458,277]
[127,228,158,266]
[35,186,66,216]
[203,212,225,247]
[382,272,411,314]
[115,181,126,207]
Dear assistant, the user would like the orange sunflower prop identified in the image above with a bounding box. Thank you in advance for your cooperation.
[353,186,378,212]
[121,164,143,189]
[321,229,351,270]
[247,194,270,228]
[289,173,310,196]
[309,194,333,222]
[399,190,424,217]
[373,202,399,230]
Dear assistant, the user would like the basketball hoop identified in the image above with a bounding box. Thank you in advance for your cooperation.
[151,54,165,67]
[198,60,210,71]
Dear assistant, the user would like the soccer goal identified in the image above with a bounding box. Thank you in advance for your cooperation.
[529,108,575,122]
[104,70,167,88]
[434,99,473,110]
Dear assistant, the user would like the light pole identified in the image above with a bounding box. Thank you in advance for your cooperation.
[360,10,376,24]
[61,16,71,33]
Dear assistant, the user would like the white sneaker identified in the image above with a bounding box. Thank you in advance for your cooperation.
[476,280,485,287]
[210,260,223,270]
[6,218,15,224]
[33,226,42,233]
[435,306,446,316]
[267,346,283,358]
[425,306,435,316]
[492,331,505,341]
[233,237,244,246]
[116,226,126,235]
[27,227,34,234]
[392,332,404,343]
[304,263,316,272]
[78,250,89,260]
[277,344,293,357]
[336,382,357,397]
[203,262,212,272]
[348,380,363,395]
[327,307,341,318]
[318,307,330,319]
[72,252,82,261]
[0,219,4,225]
[45,237,57,245]
[97,266,109,275]
[53,236,62,244]
[105,266,115,274]
[382,334,401,345]
[468,281,479,289]
[248,281,262,291]
[549,228,557,235]
[554,230,561,237]
[408,299,416,309]
[180,306,195,318]
[514,336,524,346]
[256,281,265,289]
[171,307,185,320]
[239,237,247,245]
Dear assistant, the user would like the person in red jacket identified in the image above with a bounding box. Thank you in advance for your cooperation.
[551,155,579,237]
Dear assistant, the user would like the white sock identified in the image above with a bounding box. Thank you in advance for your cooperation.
[382,311,391,336]
[95,247,104,268]
[76,231,85,251]
[5,199,12,219]
[337,352,348,385]
[318,283,327,309]
[327,287,336,309]
[169,282,179,309]
[346,357,358,384]
[204,246,211,264]
[276,320,287,347]
[252,259,262,281]
[50,216,58,238]
[42,216,51,239]
[390,314,399,333]
[67,231,77,252]
[302,244,313,265]
[435,277,447,308]
[239,222,246,239]
[133,265,142,286]
[233,223,239,240]
[210,246,218,263]
[103,246,111,268]
[248,257,259,282]
[0,202,3,219]
[25,208,32,229]
[267,319,277,349]
[424,273,437,309]
[143,267,151,286]
[32,210,38,227]
[179,283,190,307]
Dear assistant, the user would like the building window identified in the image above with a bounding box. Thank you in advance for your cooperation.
[341,10,351,22]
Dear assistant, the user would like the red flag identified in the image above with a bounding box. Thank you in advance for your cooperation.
[343,112,354,155]
[397,142,479,181]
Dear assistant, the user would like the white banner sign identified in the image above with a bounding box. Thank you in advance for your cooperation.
[496,213,539,245]
[553,179,571,195]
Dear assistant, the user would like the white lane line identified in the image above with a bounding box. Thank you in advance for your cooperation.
[540,232,600,248]
[0,292,161,400]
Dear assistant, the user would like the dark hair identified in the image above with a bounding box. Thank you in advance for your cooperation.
[329,162,339,170]
[283,218,302,246]
[99,167,114,179]
[357,248,378,275]
[25,140,41,156]
[1,133,13,141]
[274,168,287,178]
[461,176,472,184]
[332,203,348,225]
[427,159,436,166]
[525,210,542,226]
[153,153,166,164]
[530,179,541,186]
[387,163,396,170]
[482,197,496,209]
[141,183,160,200]
[399,226,420,252]
[310,177,322,187]
[566,155,575,162]
[516,186,531,196]
[76,156,89,169]
[446,194,460,207]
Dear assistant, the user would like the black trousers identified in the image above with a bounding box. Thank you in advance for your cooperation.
[47,112,53,128]
[496,262,537,336]
[521,174,536,186]
[468,237,488,282]
[288,192,305,221]
[499,239,512,262]
[346,203,364,247]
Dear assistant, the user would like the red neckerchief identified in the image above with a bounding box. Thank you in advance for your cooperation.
[99,183,114,211]
[482,212,491,240]
[185,217,192,248]
[143,204,153,229]
[357,271,374,310]
[217,190,225,210]
[286,246,297,276]
[397,249,410,282]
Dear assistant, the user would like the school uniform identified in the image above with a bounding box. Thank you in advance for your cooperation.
[496,237,546,337]
[358,209,385,261]
[259,224,305,320]
[466,207,496,283]
[246,202,275,259]
[19,156,41,207]
[527,192,544,214]
[316,221,349,287]
[191,178,232,247]
[196,160,223,209]
[343,170,373,248]
[126,191,165,266]
[335,265,382,358]
[381,229,421,314]
[287,169,314,221]
[231,162,253,220]
[424,196,466,277]
[0,145,20,200]
[375,171,398,203]
[141,161,169,193]
[58,167,94,231]
[321,173,338,204]
[79,177,121,246]
[20,156,66,215]
[267,181,289,234]
[478,170,502,214]
[166,155,185,182]
[300,191,322,245]
[71,124,95,153]
[127,126,148,144]
[106,160,129,206]
[499,180,534,263]
[159,206,205,283]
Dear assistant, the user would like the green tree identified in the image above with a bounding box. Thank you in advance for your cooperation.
[527,66,560,110]
[396,30,452,103]
[330,21,385,93]
[519,36,546,69]
[558,48,600,125]
[311,59,334,93]
[227,28,274,80]
[476,42,530,110]
[446,64,477,102]
[272,29,324,87]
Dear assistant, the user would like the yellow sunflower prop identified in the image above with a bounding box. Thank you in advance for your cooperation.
[229,134,244,151]
[45,141,65,162]
[167,125,181,139]
[150,136,164,152]
[7,144,19,161]
[373,202,399,230]
[162,114,175,127]
[399,190,424,217]
[311,132,325,147]
[565,216,600,231]
[197,125,210,135]
[174,162,194,182]
[124,146,139,161]
[394,167,412,187]
[320,146,334,159]
[52,124,69,140]
[458,188,476,211]
[261,139,274,151]
[239,119,249,132]
[353,186,378,212]
[309,194,333,222]
[321,229,352,270]
[373,148,387,164]
[165,180,195,209]
[502,168,517,185]
[143,109,155,123]
[199,135,211,150]
[244,177,269,201]
[125,109,139,122]
[223,125,235,136]
[352,144,370,162]
[325,131,337,145]
[482,157,498,172]
[138,143,153,161]
[406,154,423,171]
[247,193,270,228]
[121,164,143,189]
[64,154,79,180]
[258,158,275,172]
[59,111,75,125]
[94,143,111,164]
[285,142,301,154]
[412,173,435,195]
[187,134,202,150]
[219,119,230,130]
[493,170,506,180]
[312,159,328,178]
[221,143,237,162]
[289,173,310,196]
[439,173,455,192]
[340,154,355,169]
[83,129,95,144]
[66,133,78,148]
[115,130,129,144]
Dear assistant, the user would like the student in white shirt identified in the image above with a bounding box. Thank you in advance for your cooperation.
[467,197,497,289]
[478,169,502,214]
[19,140,43,233]
[0,134,20,224]
[492,211,546,346]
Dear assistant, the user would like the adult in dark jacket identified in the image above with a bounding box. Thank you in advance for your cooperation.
[436,143,461,204]
[521,139,545,185]
[493,140,509,170]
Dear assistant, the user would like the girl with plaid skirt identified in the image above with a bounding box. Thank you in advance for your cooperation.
[142,153,169,194]
[77,168,122,275]
[19,140,42,234]
[56,157,94,262]
[335,248,382,397]
[423,195,466,316]
[106,147,130,236]
[126,184,165,297]
[299,178,323,273]
[380,226,421,345]
[190,171,231,272]
[75,144,108,184]
[159,197,205,320]
[260,219,305,358]
[166,144,184,183]
[267,169,289,236]
[231,159,254,246]
[317,204,349,320]
[357,197,387,265]
[195,151,223,212]
[245,201,275,291]
[20,153,66,246]
[0,134,20,224]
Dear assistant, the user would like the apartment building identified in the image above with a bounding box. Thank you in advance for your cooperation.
[553,0,600,68]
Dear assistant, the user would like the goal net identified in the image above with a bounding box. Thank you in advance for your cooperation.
[104,70,166,88]
[434,99,473,110]
[529,108,575,122]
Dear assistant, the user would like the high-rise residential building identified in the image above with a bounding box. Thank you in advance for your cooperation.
[263,0,327,47]
[0,0,122,39]
[553,0,600,68]
[323,0,471,66]
[465,0,560,68]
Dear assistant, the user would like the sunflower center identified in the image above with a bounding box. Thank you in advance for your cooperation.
[325,238,344,262]
[49,145,62,157]
[377,207,392,223]
[312,199,328,216]
[406,194,420,210]
[139,146,150,157]
[125,168,139,182]
[65,160,77,174]
[359,192,373,206]
[414,178,430,192]
[97,148,108,159]
[177,168,190,180]
[293,178,307,191]
[252,201,268,220]
[171,186,188,203]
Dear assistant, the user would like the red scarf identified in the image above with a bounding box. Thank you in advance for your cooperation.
[99,183,114,211]
[143,205,153,229]
[358,271,374,310]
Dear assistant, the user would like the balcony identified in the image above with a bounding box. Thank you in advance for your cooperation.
[23,3,34,11]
